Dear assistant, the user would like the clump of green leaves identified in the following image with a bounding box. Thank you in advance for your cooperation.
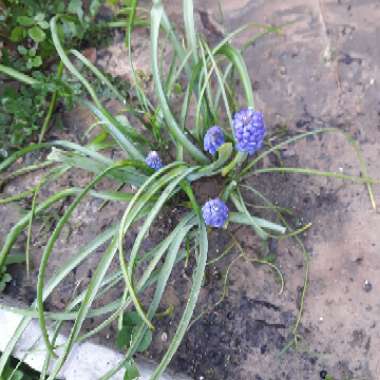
[0,0,106,157]
[123,360,140,380]
[116,312,153,379]
[0,266,12,293]
[116,311,153,353]
[0,84,47,153]
[0,0,103,70]
[0,254,24,293]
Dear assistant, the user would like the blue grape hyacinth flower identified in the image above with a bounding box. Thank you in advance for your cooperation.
[233,108,266,155]
[145,151,164,170]
[204,126,225,156]
[202,198,229,228]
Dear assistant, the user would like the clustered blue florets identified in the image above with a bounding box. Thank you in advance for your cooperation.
[145,151,164,170]
[232,108,265,155]
[147,108,265,227]
[201,198,229,228]
[203,126,225,156]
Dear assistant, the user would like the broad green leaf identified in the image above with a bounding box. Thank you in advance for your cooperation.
[17,16,35,26]
[116,313,152,352]
[116,325,133,350]
[134,328,152,353]
[90,0,102,17]
[124,362,139,380]
[28,46,37,57]
[2,273,11,283]
[34,12,45,22]
[28,26,46,43]
[68,0,84,20]
[29,56,43,68]
[124,311,142,326]
[10,27,25,42]
[5,254,25,265]
[17,45,28,55]
[38,20,50,29]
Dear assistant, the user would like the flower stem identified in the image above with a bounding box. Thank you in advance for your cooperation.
[221,151,246,176]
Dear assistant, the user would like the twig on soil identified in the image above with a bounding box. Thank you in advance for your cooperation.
[231,235,285,295]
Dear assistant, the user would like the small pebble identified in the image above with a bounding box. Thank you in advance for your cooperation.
[161,332,168,342]
[363,280,372,292]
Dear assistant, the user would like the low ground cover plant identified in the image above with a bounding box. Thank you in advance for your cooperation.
[0,0,126,156]
[0,0,377,379]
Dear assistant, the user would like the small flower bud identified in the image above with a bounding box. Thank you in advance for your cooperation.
[204,126,225,156]
[146,151,164,170]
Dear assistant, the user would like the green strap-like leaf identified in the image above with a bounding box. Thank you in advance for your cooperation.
[70,49,125,103]
[183,0,198,62]
[0,224,117,375]
[230,191,268,240]
[118,163,189,330]
[35,161,144,357]
[98,215,197,380]
[150,3,209,164]
[229,212,286,234]
[47,239,118,380]
[214,43,254,108]
[150,221,208,379]
[0,63,40,86]
[50,16,143,160]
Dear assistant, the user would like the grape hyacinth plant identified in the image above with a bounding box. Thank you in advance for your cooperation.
[202,198,229,228]
[0,1,376,379]
[233,108,266,155]
[145,150,164,170]
[204,126,225,156]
